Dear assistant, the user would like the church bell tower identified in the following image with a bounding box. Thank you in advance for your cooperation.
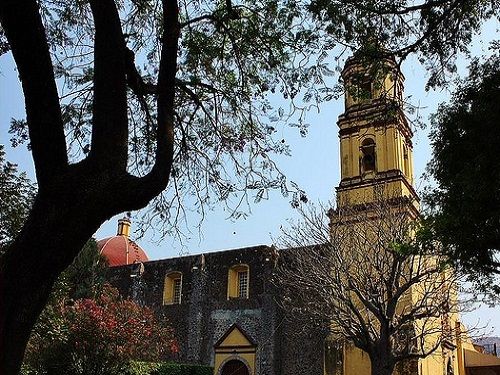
[335,53,419,212]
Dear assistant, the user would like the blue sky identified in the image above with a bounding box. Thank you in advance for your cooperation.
[1,18,499,335]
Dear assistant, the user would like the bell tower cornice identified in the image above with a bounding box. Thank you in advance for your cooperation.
[337,103,413,145]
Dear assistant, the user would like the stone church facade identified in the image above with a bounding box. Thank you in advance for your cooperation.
[107,245,326,375]
[103,53,500,375]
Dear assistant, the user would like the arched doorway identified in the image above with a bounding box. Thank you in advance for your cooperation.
[221,359,249,375]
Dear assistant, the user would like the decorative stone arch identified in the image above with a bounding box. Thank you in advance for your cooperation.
[217,356,252,375]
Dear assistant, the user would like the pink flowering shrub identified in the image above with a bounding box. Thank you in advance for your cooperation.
[24,284,174,375]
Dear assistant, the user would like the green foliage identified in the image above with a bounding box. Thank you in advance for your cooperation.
[124,361,162,375]
[425,53,500,289]
[22,241,174,375]
[0,145,36,251]
[27,0,317,238]
[65,239,108,299]
[49,239,109,301]
[8,0,496,240]
[23,285,174,375]
[125,362,213,375]
[388,241,414,257]
[306,0,498,88]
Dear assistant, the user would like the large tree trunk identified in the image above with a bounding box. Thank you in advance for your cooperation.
[0,168,135,374]
[0,0,178,373]
[0,165,173,375]
[371,356,395,375]
[0,232,94,374]
[370,337,396,375]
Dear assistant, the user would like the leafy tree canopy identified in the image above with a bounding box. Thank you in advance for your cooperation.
[425,51,500,289]
[305,0,498,88]
[2,0,497,238]
[0,145,36,251]
[52,238,109,301]
[23,285,174,375]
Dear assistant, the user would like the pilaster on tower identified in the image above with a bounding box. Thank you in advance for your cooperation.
[334,52,419,215]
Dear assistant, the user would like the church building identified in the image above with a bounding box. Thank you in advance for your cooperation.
[102,54,500,375]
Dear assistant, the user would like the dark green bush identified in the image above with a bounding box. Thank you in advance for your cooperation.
[126,361,213,375]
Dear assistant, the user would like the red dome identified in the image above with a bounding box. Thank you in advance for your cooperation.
[97,236,149,267]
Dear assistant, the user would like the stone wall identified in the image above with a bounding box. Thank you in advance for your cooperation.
[106,245,324,375]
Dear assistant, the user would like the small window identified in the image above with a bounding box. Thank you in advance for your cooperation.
[361,138,376,173]
[358,79,372,100]
[228,264,249,299]
[173,278,182,304]
[403,144,409,177]
[163,272,182,305]
[238,271,249,298]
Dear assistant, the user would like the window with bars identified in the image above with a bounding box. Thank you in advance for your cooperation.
[173,277,182,304]
[228,264,250,299]
[238,270,249,298]
[163,272,182,305]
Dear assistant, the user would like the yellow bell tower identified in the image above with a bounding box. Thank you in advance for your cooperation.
[335,53,418,212]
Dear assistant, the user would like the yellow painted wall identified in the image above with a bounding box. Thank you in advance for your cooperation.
[342,344,450,375]
[219,328,249,346]
[337,123,410,175]
[214,326,256,375]
[335,56,447,375]
[337,180,418,207]
[343,344,371,375]
[418,349,445,375]
[330,54,493,375]
[336,115,417,207]
[117,218,131,237]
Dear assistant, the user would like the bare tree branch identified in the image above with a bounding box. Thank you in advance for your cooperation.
[275,193,465,375]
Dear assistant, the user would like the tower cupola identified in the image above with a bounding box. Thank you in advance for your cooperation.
[341,53,405,110]
[335,52,418,209]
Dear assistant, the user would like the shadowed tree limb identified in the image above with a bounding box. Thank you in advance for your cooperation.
[0,1,180,373]
[0,0,67,188]
[88,0,129,171]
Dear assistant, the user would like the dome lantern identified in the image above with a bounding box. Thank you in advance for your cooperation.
[117,217,131,237]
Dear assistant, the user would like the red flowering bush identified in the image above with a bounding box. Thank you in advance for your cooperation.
[24,285,174,375]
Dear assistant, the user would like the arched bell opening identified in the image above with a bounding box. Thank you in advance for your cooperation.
[360,138,376,174]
